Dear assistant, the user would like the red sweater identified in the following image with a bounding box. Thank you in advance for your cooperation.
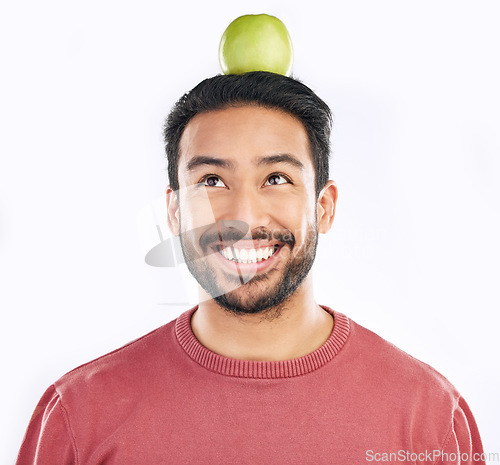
[17,306,484,464]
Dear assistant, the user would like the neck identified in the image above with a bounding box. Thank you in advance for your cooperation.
[190,276,334,361]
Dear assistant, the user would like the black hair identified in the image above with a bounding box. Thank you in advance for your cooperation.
[163,71,332,198]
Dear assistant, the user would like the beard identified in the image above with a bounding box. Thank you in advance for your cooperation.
[178,219,318,321]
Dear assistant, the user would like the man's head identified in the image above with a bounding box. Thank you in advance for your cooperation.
[164,72,337,318]
[164,71,332,199]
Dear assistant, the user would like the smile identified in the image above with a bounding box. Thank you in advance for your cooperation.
[216,245,280,264]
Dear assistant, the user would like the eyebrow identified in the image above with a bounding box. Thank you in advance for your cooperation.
[185,153,304,172]
[185,155,235,172]
[256,154,304,170]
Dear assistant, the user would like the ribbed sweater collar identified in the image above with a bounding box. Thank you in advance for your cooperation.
[175,305,350,379]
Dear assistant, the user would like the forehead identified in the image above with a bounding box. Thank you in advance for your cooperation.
[178,106,313,172]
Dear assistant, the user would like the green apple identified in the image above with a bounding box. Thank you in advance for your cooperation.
[219,14,293,76]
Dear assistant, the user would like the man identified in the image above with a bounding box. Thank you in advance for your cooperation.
[17,72,484,464]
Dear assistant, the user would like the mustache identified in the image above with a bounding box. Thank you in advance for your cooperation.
[199,222,295,251]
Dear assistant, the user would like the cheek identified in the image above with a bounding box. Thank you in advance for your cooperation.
[178,189,218,232]
[271,207,316,254]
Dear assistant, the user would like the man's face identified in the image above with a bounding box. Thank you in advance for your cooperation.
[168,105,326,317]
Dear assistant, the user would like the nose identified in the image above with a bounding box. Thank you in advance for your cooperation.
[219,187,270,231]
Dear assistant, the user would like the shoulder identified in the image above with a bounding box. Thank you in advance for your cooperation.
[53,312,182,400]
[345,315,459,396]
[334,311,462,427]
[332,312,469,451]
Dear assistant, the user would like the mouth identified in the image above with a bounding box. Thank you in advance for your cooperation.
[215,244,281,264]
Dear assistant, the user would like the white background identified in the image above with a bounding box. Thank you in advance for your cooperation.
[1,0,499,463]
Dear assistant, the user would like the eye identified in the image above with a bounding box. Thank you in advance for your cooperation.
[264,174,290,186]
[200,175,226,188]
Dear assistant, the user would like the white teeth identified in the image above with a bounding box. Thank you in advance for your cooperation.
[222,248,233,261]
[219,246,277,263]
[263,247,271,259]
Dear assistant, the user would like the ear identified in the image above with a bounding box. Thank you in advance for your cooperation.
[166,186,180,236]
[317,180,338,234]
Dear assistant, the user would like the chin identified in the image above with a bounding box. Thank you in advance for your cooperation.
[212,278,294,318]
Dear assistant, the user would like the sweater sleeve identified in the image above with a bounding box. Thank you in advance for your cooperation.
[437,396,485,465]
[16,385,77,465]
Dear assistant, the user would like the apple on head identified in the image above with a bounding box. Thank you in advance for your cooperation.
[219,14,293,76]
